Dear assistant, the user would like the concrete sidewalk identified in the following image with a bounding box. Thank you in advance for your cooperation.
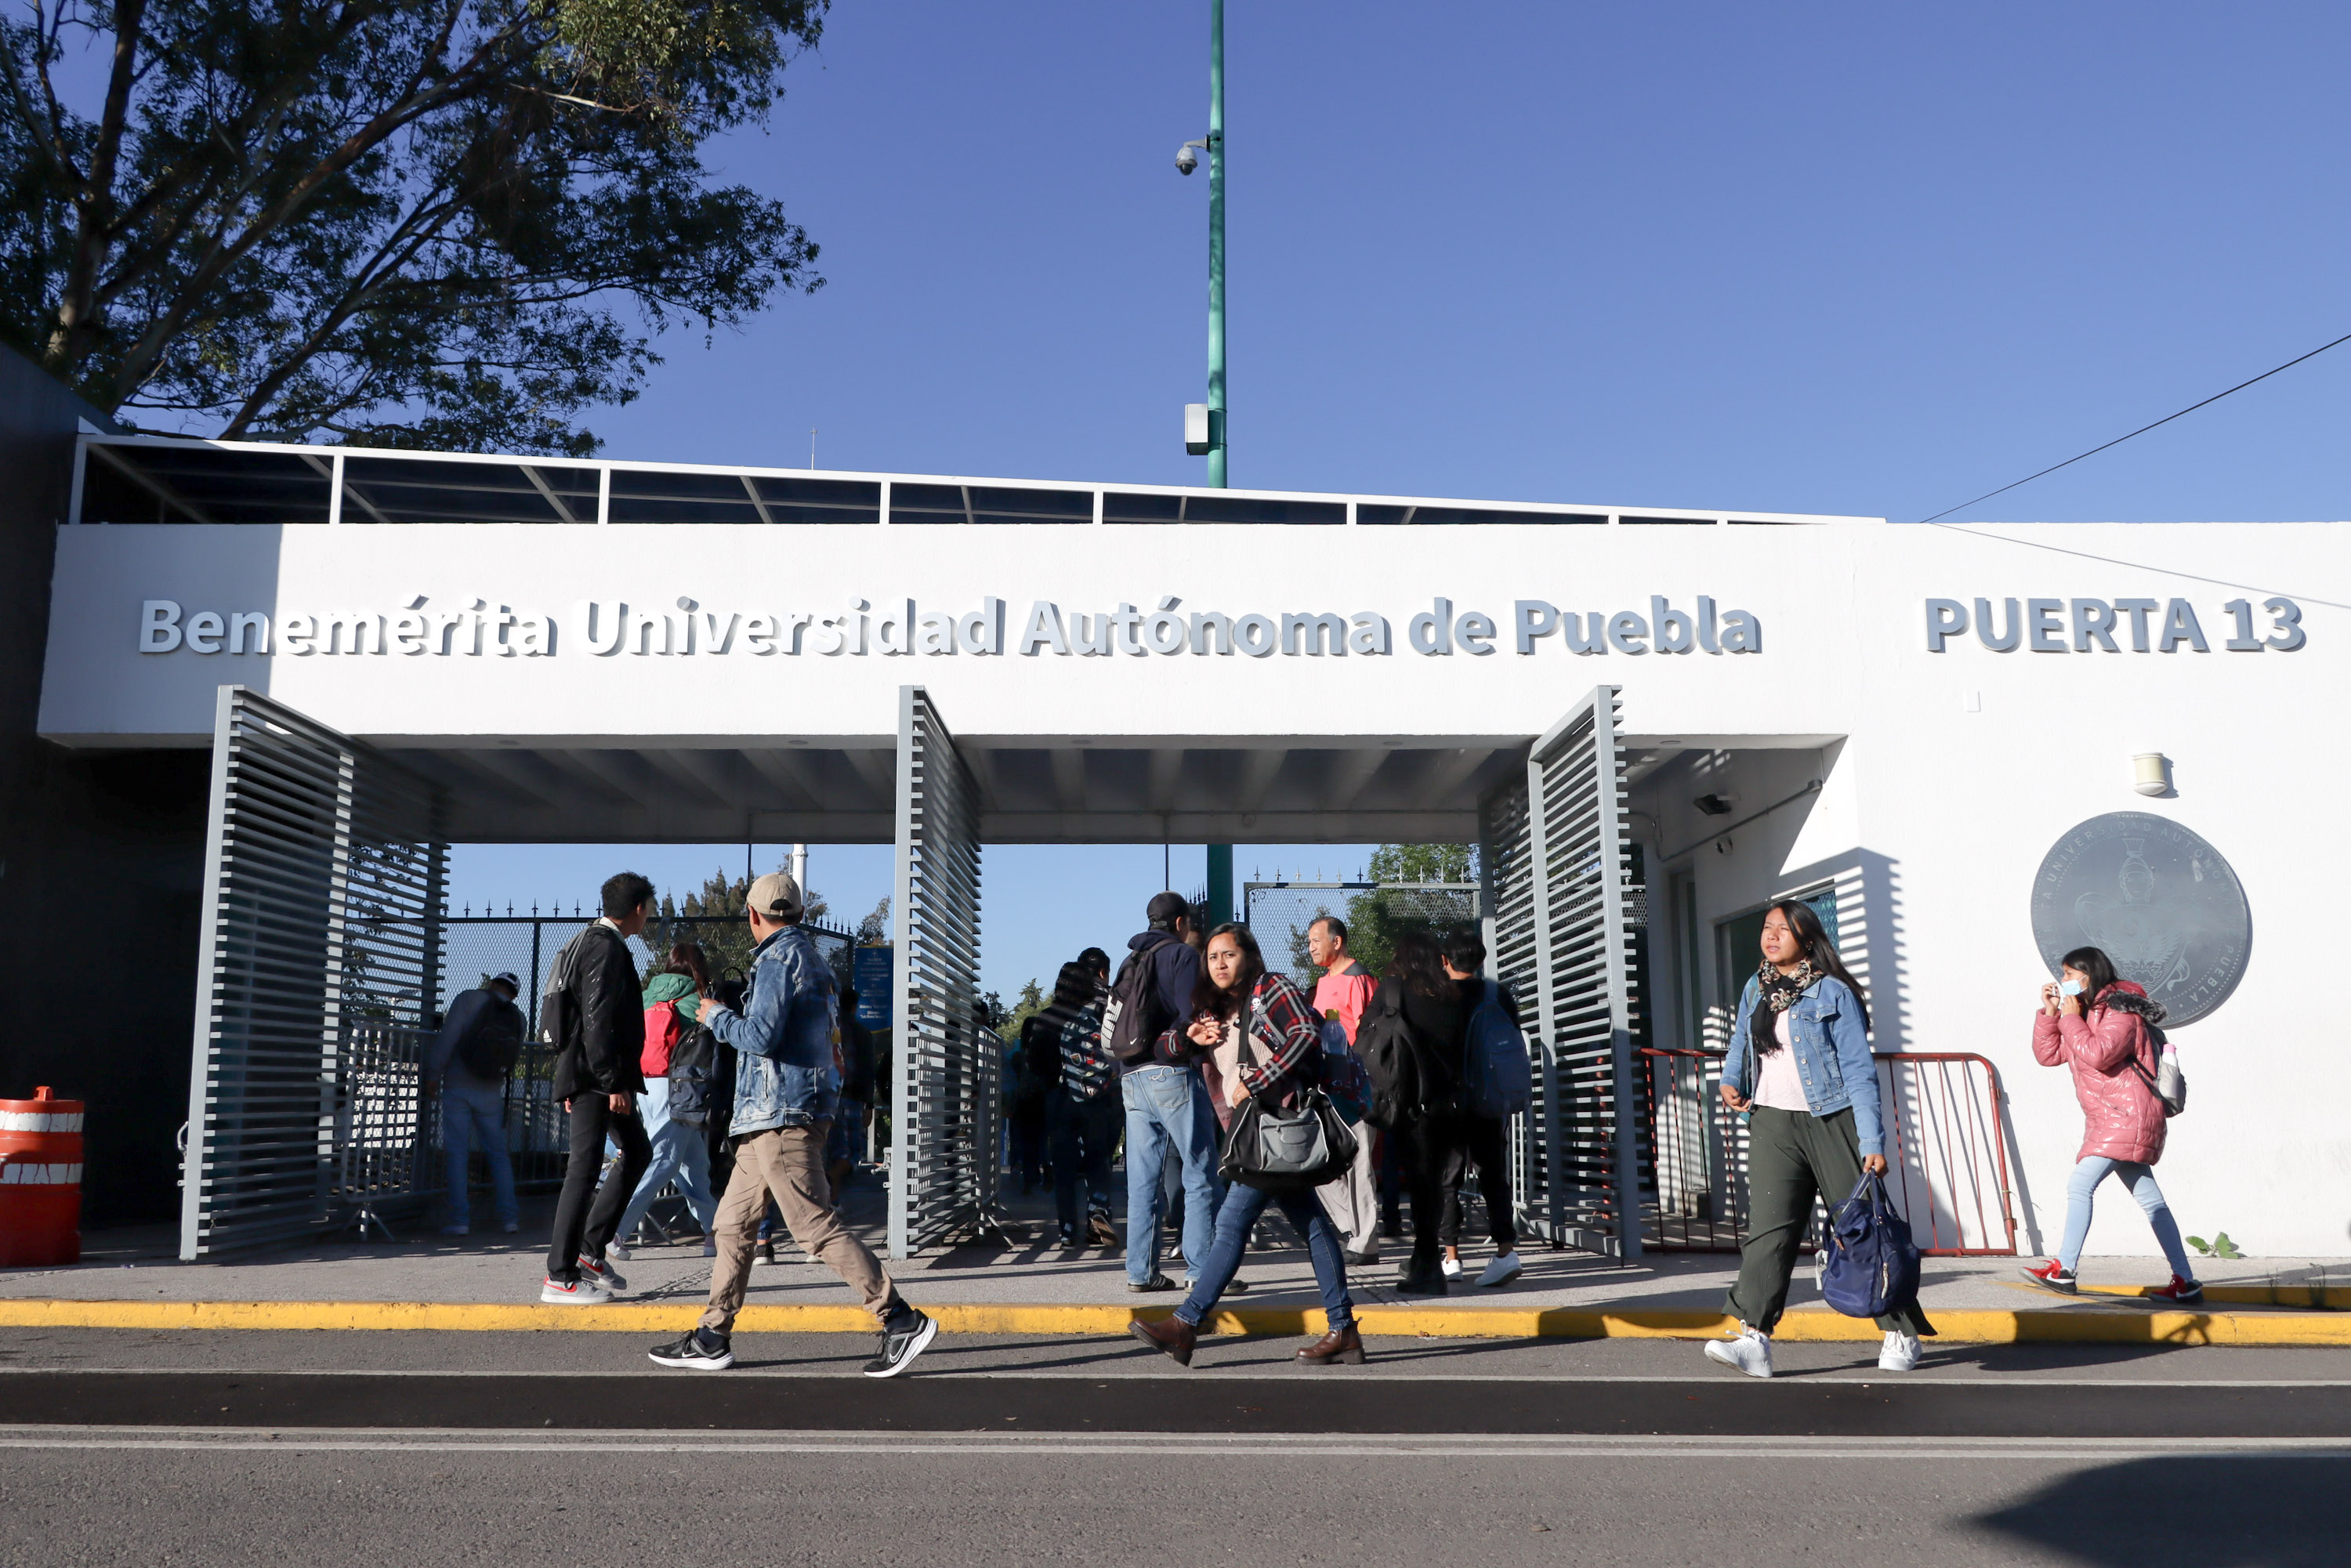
[8,1173,2345,1343]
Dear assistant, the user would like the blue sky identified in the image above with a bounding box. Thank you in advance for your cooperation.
[447,2,2351,998]
[577,1,2351,522]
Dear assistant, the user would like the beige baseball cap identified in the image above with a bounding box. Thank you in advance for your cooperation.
[748,871,804,922]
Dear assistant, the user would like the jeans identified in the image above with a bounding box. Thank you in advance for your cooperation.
[440,1075,516,1230]
[828,1098,869,1166]
[545,1094,650,1282]
[1011,1101,1049,1190]
[614,1079,719,1243]
[1176,1179,1354,1331]
[2059,1156,2195,1278]
[1121,1065,1221,1285]
[1049,1089,1121,1231]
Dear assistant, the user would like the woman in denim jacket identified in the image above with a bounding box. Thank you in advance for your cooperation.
[1704,900,1935,1379]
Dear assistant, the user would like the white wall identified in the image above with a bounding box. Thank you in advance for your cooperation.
[41,516,2351,1252]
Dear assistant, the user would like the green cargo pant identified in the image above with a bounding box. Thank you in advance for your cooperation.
[1726,1104,1935,1338]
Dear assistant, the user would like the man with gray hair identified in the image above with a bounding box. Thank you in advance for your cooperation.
[649,871,936,1377]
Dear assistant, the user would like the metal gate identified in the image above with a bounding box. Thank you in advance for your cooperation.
[886,686,995,1258]
[179,687,447,1258]
[1480,685,1645,1261]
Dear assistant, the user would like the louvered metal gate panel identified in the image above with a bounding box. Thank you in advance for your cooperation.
[886,686,993,1258]
[1482,686,1643,1260]
[179,687,446,1258]
[1480,771,1567,1247]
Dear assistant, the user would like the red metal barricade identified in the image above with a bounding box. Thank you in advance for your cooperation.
[1639,1047,2017,1257]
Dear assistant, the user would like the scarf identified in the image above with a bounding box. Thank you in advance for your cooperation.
[1750,959,1817,1056]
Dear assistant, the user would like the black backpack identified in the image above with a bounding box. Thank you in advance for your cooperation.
[668,1022,719,1126]
[1101,945,1175,1064]
[1355,987,1425,1131]
[455,993,525,1081]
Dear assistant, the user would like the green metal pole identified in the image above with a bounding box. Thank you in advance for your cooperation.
[1206,0,1226,488]
[1204,0,1233,923]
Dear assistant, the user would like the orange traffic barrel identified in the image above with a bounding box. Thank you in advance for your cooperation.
[0,1086,83,1268]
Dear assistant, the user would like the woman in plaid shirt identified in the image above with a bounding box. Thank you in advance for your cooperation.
[1129,923,1364,1368]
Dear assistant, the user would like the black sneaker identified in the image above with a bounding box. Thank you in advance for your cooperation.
[647,1327,734,1371]
[1127,1274,1180,1293]
[864,1308,938,1378]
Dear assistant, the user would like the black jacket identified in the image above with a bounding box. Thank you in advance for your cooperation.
[549,922,648,1099]
[1118,929,1204,1072]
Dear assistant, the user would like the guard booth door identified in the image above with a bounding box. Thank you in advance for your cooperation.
[1480,684,1646,1262]
[179,686,447,1258]
[886,686,994,1258]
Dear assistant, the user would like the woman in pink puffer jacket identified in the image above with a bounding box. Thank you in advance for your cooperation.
[2019,946,2202,1303]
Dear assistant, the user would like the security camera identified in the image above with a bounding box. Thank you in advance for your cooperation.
[1176,143,1199,176]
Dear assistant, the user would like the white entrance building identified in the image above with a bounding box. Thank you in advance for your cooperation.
[37,433,2345,1261]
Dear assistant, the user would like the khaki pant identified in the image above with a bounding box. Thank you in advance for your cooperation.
[1315,1118,1380,1251]
[701,1123,896,1334]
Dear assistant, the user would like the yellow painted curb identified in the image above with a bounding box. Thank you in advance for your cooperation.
[2078,1282,2351,1310]
[2,1298,2349,1345]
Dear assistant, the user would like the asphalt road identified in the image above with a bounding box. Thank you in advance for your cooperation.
[4,1333,2346,1566]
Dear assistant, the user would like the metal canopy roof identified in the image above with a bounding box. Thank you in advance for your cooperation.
[72,433,1881,530]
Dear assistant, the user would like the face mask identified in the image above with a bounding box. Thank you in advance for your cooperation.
[2059,980,2085,998]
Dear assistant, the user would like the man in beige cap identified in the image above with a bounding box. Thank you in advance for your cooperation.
[648,871,936,1376]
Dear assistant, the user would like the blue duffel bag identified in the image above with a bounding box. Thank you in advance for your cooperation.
[1820,1171,1922,1319]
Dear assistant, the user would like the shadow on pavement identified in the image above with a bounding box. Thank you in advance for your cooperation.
[1976,1456,2351,1566]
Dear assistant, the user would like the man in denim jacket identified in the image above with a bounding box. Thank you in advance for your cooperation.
[648,871,936,1378]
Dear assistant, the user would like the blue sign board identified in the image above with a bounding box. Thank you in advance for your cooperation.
[852,945,893,1027]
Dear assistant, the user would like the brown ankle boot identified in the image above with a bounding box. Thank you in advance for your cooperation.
[1296,1323,1366,1365]
[1128,1313,1197,1367]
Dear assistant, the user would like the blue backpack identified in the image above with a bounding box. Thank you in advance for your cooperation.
[1462,980,1533,1119]
[1821,1172,1922,1319]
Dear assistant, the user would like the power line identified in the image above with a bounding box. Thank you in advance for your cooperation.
[1915,329,2351,523]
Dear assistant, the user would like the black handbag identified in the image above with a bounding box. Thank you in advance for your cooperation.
[1218,1088,1360,1193]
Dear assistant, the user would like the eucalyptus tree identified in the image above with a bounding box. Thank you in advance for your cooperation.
[0,0,828,452]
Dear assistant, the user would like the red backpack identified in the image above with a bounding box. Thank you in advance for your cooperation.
[641,1001,686,1077]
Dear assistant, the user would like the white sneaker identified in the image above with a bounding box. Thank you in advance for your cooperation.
[1878,1331,1921,1373]
[540,1276,611,1305]
[1478,1252,1523,1288]
[1703,1324,1773,1378]
[1440,1256,1464,1280]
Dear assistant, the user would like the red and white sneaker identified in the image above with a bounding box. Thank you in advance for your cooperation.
[2020,1259,2078,1294]
[2145,1273,2204,1305]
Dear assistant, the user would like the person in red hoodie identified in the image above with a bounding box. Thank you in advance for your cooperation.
[2020,945,2203,1302]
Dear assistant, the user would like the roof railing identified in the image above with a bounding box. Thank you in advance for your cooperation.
[67,430,1882,529]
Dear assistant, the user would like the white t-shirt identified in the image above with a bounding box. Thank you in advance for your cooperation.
[1750,1009,1812,1114]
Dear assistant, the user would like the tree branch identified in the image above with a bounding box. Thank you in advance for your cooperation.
[46,0,147,368]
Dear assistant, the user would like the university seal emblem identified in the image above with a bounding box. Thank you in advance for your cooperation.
[2029,812,2250,1027]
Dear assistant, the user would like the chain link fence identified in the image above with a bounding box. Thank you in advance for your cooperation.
[431,910,856,1191]
[1242,881,1482,979]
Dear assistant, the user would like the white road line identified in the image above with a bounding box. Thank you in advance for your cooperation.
[1,1429,2346,1460]
[2,1367,2347,1388]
